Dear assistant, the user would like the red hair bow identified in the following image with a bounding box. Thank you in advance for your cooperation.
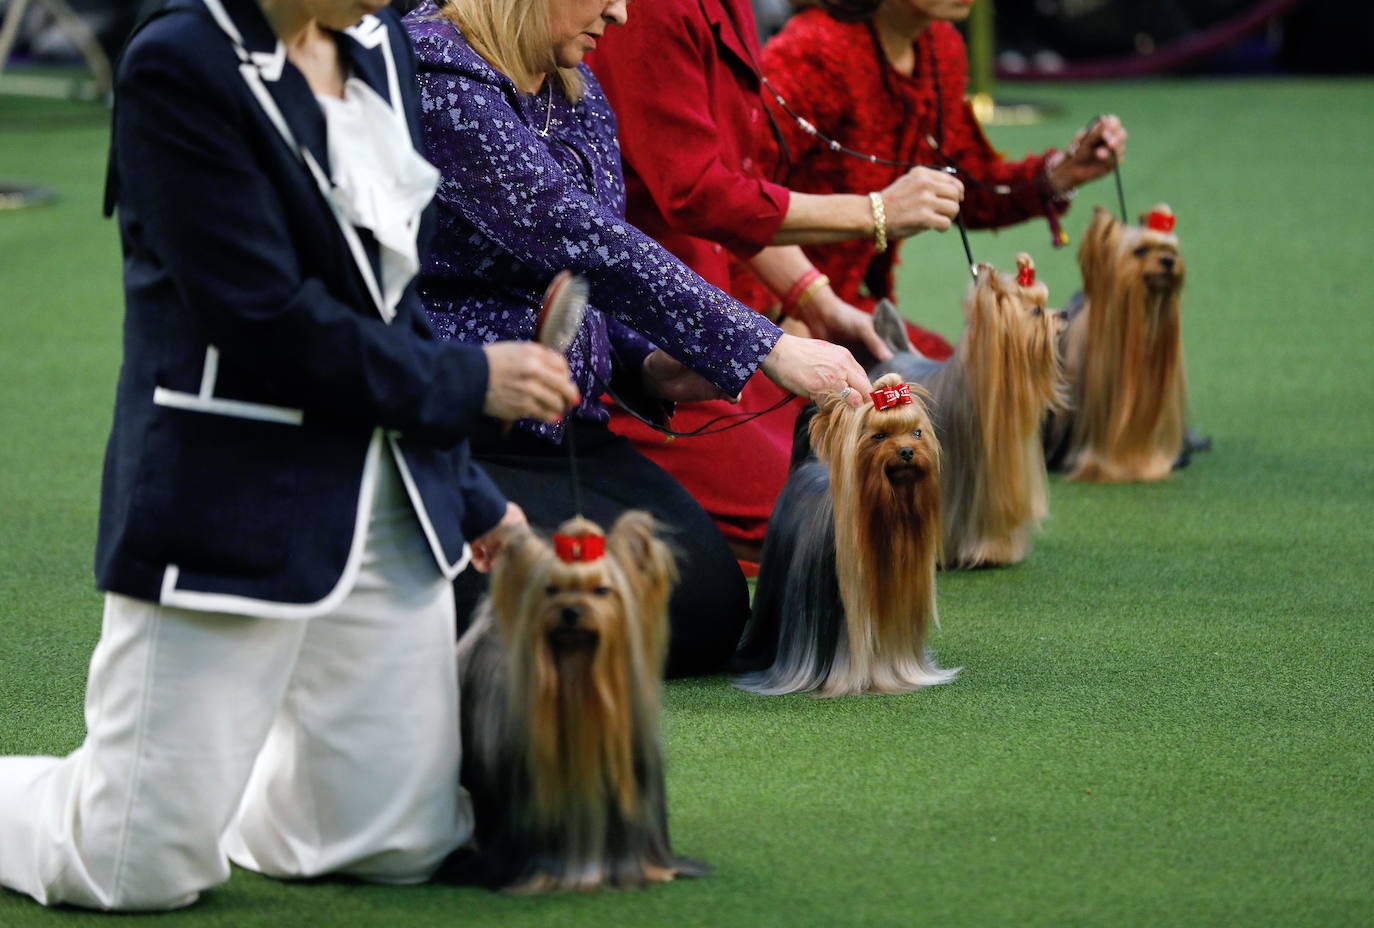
[1017,265,1035,287]
[870,384,913,411]
[554,533,605,563]
[1146,211,1176,233]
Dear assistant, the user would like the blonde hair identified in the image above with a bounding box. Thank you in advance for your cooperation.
[438,0,584,101]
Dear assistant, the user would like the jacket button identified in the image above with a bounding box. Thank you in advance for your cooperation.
[741,156,754,171]
[713,244,723,255]
[751,107,760,123]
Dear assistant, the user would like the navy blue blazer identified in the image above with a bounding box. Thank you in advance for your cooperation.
[98,0,506,617]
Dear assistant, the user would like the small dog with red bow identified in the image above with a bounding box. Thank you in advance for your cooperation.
[1043,204,1191,482]
[872,255,1066,568]
[733,374,958,697]
[455,513,704,892]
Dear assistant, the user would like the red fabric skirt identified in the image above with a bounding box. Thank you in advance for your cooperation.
[608,376,798,549]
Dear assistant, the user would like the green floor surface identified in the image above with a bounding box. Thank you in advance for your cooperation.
[1,78,1371,927]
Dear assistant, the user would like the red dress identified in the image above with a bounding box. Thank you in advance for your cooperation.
[730,11,1069,332]
[588,0,799,553]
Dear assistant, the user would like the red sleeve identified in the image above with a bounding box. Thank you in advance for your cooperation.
[589,0,789,257]
[930,25,1064,231]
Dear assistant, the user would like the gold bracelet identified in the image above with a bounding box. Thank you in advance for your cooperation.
[868,191,888,254]
[794,274,830,314]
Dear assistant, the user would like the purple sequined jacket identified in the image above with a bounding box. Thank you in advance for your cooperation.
[404,2,782,441]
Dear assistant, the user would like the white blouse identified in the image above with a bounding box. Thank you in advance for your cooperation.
[316,76,440,316]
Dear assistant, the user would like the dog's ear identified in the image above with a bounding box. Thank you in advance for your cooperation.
[487,525,546,630]
[606,511,673,579]
[607,510,676,664]
[872,299,915,356]
[808,391,854,463]
[1078,207,1120,293]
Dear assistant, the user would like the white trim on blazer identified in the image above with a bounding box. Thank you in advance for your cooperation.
[152,345,306,425]
[156,429,470,618]
[386,432,474,580]
[200,0,403,324]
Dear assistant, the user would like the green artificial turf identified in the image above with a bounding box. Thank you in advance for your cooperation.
[2,78,1372,927]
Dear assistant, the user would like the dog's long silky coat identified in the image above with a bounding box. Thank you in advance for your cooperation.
[872,256,1066,568]
[734,375,958,697]
[456,513,704,892]
[1043,204,1189,482]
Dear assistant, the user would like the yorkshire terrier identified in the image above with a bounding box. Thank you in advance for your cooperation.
[872,255,1066,568]
[1043,204,1192,482]
[455,513,704,892]
[734,374,958,697]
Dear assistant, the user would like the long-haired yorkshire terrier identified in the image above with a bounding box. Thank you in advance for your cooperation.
[1043,204,1189,482]
[455,513,703,892]
[733,374,958,697]
[871,255,1066,568]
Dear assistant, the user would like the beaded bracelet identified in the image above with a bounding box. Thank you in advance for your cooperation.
[868,191,888,254]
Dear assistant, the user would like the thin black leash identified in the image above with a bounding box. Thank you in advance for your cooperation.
[564,409,584,517]
[604,384,796,439]
[1110,146,1128,222]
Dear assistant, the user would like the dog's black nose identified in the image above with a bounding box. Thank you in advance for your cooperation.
[560,606,581,626]
[1159,255,1175,270]
[898,447,915,461]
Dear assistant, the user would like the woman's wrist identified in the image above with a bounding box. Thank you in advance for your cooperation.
[868,191,888,253]
[776,268,831,323]
[1043,150,1075,197]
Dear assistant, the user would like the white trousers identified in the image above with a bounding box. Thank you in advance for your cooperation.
[0,458,470,911]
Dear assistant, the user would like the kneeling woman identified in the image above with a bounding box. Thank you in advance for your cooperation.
[404,0,869,677]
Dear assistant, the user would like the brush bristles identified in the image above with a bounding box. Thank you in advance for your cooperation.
[458,513,700,891]
[1060,206,1188,483]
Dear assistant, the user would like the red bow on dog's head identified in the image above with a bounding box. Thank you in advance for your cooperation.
[1146,209,1176,233]
[553,532,605,563]
[870,383,914,411]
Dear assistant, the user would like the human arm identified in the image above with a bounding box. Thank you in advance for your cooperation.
[745,246,893,362]
[772,180,961,244]
[753,12,962,245]
[590,1,959,254]
[411,52,779,399]
[410,29,868,406]
[1044,115,1128,194]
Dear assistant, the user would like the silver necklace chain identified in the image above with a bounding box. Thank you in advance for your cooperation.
[535,80,554,137]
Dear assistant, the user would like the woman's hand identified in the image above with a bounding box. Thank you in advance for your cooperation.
[1046,115,1128,193]
[794,289,894,364]
[481,342,580,423]
[881,166,964,237]
[760,333,871,407]
[642,349,736,403]
[469,502,527,573]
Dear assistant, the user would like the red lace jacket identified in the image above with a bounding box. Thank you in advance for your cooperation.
[732,10,1068,314]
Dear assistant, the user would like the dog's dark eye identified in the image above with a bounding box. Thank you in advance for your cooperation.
[592,585,612,596]
[1032,306,1044,316]
[872,432,887,442]
[544,585,559,596]
[912,429,922,439]
[1133,245,1149,258]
